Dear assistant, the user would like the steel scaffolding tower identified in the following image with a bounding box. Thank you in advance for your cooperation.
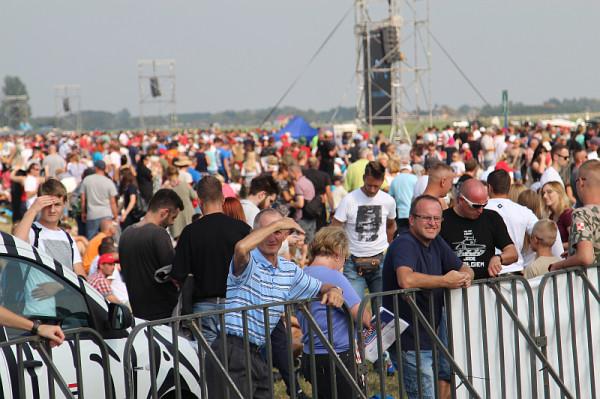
[355,0,431,143]
[137,59,177,129]
[54,84,82,131]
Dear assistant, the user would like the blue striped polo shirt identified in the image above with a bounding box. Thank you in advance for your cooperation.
[225,248,322,346]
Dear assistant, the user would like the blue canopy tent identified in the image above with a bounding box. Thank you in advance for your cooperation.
[274,116,318,142]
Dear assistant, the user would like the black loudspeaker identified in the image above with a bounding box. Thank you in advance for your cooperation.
[62,98,70,113]
[150,77,161,97]
[363,29,392,125]
[381,26,402,62]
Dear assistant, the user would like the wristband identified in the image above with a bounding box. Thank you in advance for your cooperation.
[498,254,503,264]
[30,320,41,335]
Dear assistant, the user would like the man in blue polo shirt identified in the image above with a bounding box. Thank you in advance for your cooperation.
[383,194,473,399]
[206,208,344,399]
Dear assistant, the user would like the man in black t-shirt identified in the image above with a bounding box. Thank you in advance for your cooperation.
[171,176,250,344]
[119,189,184,320]
[440,179,518,280]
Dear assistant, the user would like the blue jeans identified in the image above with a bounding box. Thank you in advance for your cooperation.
[193,302,225,345]
[86,217,111,240]
[342,255,383,299]
[437,311,451,381]
[401,350,435,399]
[389,313,451,398]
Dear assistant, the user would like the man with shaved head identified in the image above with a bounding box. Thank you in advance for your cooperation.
[422,162,455,210]
[549,160,600,271]
[440,178,518,279]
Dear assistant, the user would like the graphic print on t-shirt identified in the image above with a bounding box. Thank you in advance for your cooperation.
[452,230,486,268]
[355,205,381,242]
[41,239,73,269]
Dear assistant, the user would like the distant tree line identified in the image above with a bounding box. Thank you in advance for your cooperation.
[5,74,600,131]
[31,106,358,131]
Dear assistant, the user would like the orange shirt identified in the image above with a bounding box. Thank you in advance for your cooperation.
[82,232,107,274]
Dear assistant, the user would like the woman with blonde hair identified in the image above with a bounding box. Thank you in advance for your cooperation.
[298,226,370,399]
[508,182,527,204]
[541,181,573,247]
[517,189,544,219]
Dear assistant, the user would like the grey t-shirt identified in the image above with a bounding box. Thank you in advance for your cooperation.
[43,153,66,177]
[81,173,117,220]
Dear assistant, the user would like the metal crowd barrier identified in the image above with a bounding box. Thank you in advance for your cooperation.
[537,266,600,399]
[0,327,113,399]
[122,298,367,399]
[356,267,600,399]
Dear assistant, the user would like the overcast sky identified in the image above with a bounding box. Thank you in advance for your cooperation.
[1,0,598,117]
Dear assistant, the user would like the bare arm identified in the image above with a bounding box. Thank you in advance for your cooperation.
[14,196,58,243]
[330,218,343,227]
[291,194,305,209]
[487,244,518,277]
[386,218,396,244]
[72,262,86,279]
[10,169,26,184]
[80,192,87,222]
[350,303,372,328]
[105,293,121,304]
[549,241,594,271]
[110,196,118,220]
[232,218,305,276]
[0,306,65,346]
[396,266,472,290]
[121,194,136,218]
[325,186,334,210]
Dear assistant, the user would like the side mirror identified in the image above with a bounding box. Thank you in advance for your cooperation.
[108,303,134,330]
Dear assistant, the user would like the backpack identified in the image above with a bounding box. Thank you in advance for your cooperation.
[302,196,323,219]
[31,223,74,266]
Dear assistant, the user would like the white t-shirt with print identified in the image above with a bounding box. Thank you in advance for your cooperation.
[334,189,396,257]
[28,222,82,271]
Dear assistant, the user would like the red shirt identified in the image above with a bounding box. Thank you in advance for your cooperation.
[89,271,113,298]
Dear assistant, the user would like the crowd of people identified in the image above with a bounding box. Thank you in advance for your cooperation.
[3,119,600,398]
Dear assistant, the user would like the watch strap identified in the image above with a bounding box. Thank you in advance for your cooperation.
[30,320,41,335]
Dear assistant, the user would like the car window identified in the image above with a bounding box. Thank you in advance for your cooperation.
[0,256,90,339]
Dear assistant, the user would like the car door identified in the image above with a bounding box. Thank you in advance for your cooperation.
[0,255,111,398]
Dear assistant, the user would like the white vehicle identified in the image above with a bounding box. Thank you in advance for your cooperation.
[0,232,201,398]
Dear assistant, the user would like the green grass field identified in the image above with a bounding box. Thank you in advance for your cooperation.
[273,363,403,398]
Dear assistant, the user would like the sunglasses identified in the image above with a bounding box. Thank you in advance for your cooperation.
[460,194,487,209]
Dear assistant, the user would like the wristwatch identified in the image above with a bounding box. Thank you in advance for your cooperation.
[30,320,41,335]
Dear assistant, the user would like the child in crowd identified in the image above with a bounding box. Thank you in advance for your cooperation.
[450,151,466,183]
[524,219,561,279]
[331,175,347,210]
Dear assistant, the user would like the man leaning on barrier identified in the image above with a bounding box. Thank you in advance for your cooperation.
[549,159,600,271]
[205,208,344,399]
[382,194,474,399]
[0,305,64,347]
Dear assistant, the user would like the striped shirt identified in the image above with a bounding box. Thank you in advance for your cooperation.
[225,248,322,346]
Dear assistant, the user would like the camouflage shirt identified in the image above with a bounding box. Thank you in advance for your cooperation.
[568,205,600,266]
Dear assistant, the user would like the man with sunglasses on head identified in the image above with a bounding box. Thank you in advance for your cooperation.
[440,179,517,280]
[540,143,569,188]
